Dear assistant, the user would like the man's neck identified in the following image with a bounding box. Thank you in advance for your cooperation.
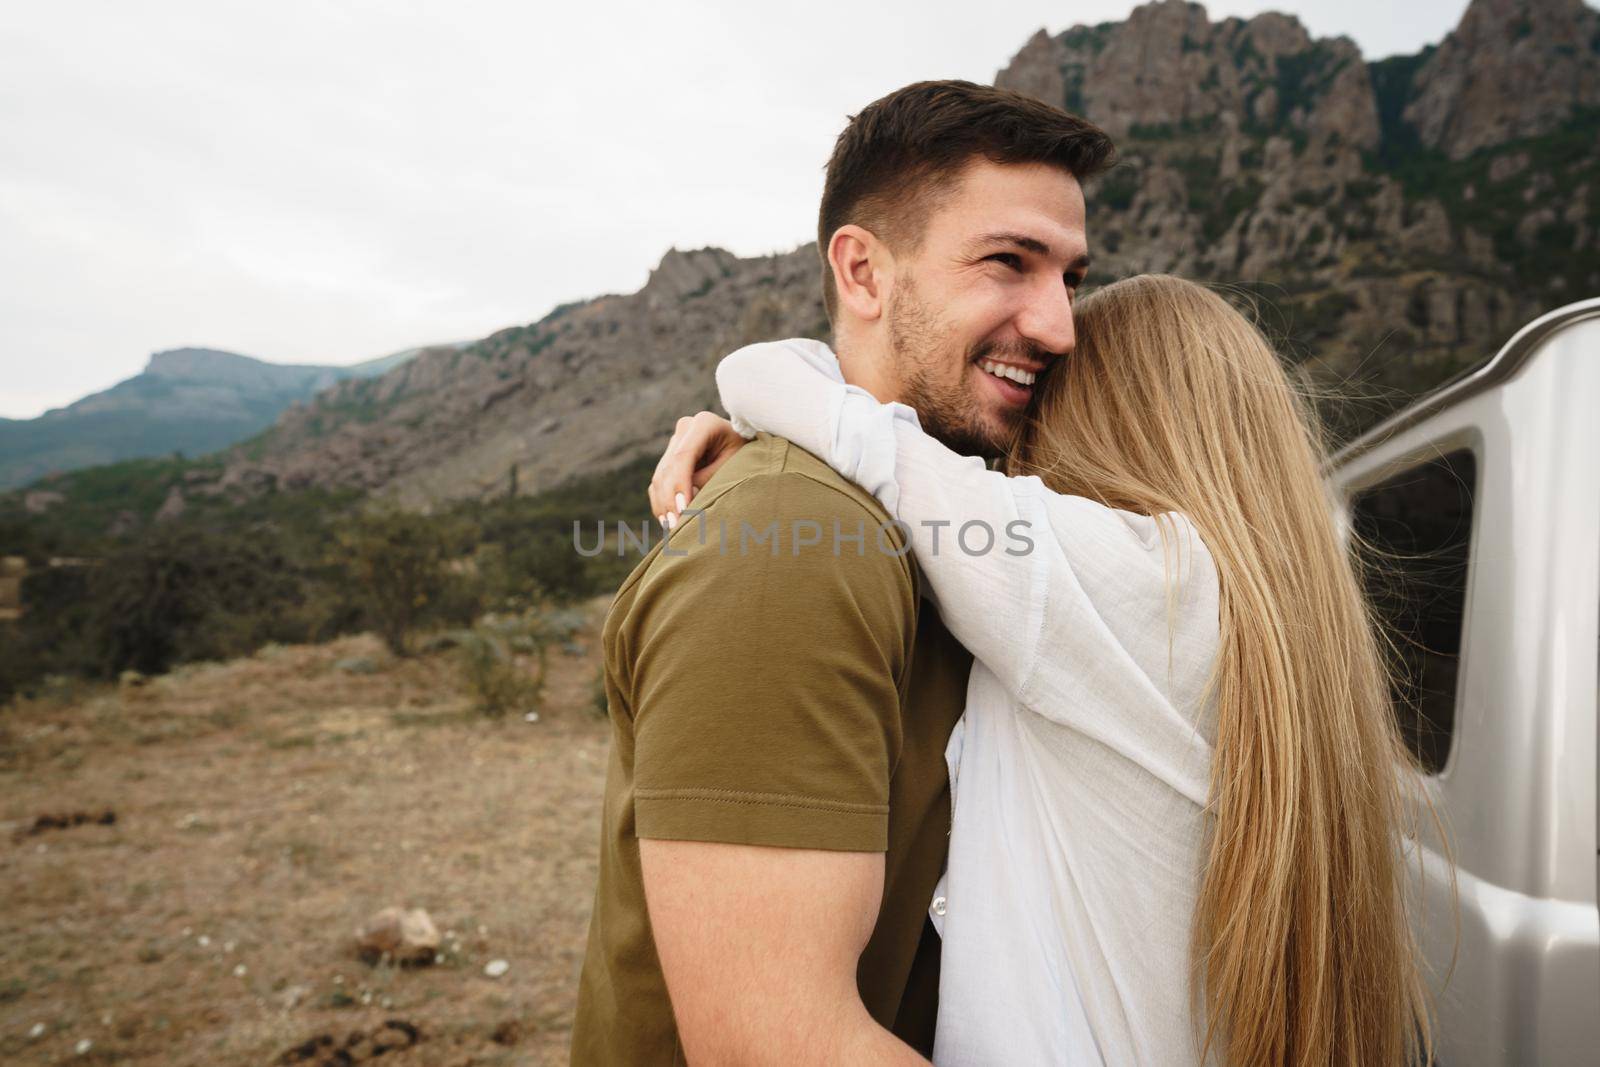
[831,335,898,405]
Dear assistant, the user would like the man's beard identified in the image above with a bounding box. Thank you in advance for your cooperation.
[887,274,1024,461]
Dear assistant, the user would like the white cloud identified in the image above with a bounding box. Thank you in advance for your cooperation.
[0,0,1468,418]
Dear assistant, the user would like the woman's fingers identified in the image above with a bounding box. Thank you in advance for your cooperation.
[647,411,746,533]
[648,427,685,527]
[648,420,701,530]
[667,415,726,527]
[661,429,705,529]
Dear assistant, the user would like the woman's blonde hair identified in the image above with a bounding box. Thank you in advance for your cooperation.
[1010,273,1434,1065]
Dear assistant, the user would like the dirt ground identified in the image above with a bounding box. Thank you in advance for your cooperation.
[0,598,615,1066]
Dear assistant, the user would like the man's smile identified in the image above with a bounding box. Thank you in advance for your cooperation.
[973,355,1045,408]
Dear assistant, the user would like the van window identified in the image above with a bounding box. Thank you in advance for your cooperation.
[1349,449,1477,774]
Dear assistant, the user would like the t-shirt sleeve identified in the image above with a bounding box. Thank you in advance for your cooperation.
[619,468,917,852]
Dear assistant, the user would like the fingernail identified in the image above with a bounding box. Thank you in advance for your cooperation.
[666,513,678,530]
[657,514,666,530]
[675,492,687,514]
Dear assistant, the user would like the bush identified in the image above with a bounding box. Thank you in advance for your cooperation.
[454,616,547,717]
[536,607,588,644]
[456,454,657,606]
[0,620,25,705]
[505,528,597,605]
[0,512,345,692]
[82,524,304,677]
[335,505,467,657]
[8,563,96,684]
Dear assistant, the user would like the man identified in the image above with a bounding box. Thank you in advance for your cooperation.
[571,80,1113,1065]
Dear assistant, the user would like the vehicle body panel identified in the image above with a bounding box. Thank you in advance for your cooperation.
[1329,299,1600,1065]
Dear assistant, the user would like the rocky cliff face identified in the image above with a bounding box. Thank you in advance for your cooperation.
[1000,3,1380,151]
[1404,0,1600,158]
[215,248,829,505]
[179,0,1596,508]
[997,0,1597,429]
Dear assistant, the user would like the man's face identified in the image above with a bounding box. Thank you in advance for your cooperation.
[884,159,1088,459]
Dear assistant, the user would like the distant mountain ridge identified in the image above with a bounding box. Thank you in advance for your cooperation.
[0,344,448,490]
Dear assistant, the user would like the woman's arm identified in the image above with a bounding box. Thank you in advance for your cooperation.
[715,338,1052,695]
[713,338,915,519]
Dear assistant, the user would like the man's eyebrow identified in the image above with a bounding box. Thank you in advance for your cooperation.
[970,231,1054,256]
[969,231,1092,275]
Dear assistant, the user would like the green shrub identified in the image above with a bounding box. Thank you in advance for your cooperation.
[335,505,467,657]
[0,620,26,705]
[81,524,304,677]
[454,617,546,717]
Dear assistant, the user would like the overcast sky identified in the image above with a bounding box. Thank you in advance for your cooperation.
[1,0,1470,419]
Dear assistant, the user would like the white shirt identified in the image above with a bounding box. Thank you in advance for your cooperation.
[717,339,1223,1066]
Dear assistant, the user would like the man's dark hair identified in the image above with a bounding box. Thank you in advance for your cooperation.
[817,79,1115,325]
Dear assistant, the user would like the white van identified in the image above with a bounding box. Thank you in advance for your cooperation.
[1328,297,1600,1065]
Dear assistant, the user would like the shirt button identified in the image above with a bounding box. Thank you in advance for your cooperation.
[932,896,947,916]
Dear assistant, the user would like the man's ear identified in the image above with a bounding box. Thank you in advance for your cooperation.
[827,224,892,324]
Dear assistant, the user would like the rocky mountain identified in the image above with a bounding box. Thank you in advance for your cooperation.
[1403,0,1600,156]
[0,345,439,490]
[212,249,830,505]
[995,0,1598,422]
[42,0,1600,513]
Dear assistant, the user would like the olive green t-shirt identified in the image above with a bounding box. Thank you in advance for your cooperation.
[570,433,971,1065]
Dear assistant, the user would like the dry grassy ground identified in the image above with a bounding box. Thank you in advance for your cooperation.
[0,598,614,1066]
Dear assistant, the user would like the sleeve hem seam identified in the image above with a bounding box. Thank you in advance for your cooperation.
[635,788,888,816]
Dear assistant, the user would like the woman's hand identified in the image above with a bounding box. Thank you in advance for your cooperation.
[649,411,747,529]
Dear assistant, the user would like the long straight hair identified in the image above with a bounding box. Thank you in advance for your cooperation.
[1009,274,1433,1065]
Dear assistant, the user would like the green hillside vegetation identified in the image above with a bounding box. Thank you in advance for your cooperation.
[1380,107,1600,294]
[0,396,287,490]
[0,455,656,703]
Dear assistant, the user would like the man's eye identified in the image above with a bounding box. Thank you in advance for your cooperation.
[987,253,1023,270]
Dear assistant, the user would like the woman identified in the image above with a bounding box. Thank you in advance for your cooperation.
[648,274,1434,1065]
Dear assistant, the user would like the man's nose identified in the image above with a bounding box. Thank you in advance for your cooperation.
[1016,281,1076,358]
